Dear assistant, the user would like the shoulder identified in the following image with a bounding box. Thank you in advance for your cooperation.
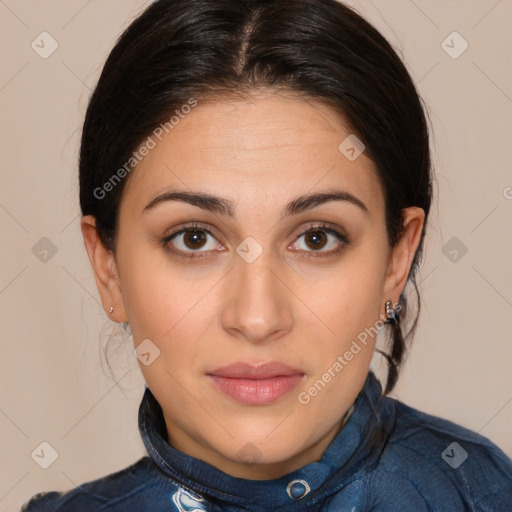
[365,398,512,511]
[21,456,172,511]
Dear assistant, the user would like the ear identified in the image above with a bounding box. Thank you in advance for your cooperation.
[382,207,425,311]
[80,215,128,323]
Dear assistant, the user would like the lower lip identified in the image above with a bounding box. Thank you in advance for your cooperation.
[208,374,304,405]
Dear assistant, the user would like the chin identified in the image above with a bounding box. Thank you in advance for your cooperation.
[220,434,300,467]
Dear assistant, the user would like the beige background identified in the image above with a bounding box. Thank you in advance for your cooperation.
[1,1,511,510]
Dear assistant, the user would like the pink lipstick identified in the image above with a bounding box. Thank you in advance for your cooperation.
[207,361,305,405]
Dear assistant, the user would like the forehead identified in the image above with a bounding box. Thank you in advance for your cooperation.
[120,92,384,217]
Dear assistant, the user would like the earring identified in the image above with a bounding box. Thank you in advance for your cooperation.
[385,300,399,324]
[109,307,114,314]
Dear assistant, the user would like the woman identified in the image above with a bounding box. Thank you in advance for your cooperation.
[23,0,512,510]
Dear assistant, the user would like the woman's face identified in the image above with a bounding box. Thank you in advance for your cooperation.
[82,91,424,480]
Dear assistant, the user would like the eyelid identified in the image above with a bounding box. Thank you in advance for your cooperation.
[163,222,219,241]
[294,223,349,244]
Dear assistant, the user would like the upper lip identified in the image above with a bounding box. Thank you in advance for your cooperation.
[207,361,304,379]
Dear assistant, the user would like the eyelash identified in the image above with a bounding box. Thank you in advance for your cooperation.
[161,222,349,260]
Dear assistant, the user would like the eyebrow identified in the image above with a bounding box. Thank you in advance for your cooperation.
[143,189,369,218]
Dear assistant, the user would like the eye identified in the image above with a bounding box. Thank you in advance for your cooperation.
[290,224,349,258]
[162,222,349,260]
[162,223,224,259]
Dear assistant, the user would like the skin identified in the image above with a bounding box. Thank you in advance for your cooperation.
[81,90,424,480]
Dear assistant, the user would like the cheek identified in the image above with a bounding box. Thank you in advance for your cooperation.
[292,251,385,399]
[305,257,384,336]
[294,262,383,422]
[118,249,182,338]
[120,250,221,359]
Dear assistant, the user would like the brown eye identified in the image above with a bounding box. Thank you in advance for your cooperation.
[304,231,328,250]
[163,225,223,257]
[290,224,349,257]
[183,229,208,249]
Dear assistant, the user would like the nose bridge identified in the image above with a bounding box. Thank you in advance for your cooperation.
[221,240,293,342]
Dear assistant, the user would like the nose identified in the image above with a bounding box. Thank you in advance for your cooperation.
[221,250,294,344]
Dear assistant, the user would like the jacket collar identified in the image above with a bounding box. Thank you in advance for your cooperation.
[138,370,395,511]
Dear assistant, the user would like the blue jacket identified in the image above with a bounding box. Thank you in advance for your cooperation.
[22,371,512,511]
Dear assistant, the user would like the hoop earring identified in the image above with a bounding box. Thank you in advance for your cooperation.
[385,300,399,324]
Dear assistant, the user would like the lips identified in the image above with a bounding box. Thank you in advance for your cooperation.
[207,362,305,405]
[207,361,304,379]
